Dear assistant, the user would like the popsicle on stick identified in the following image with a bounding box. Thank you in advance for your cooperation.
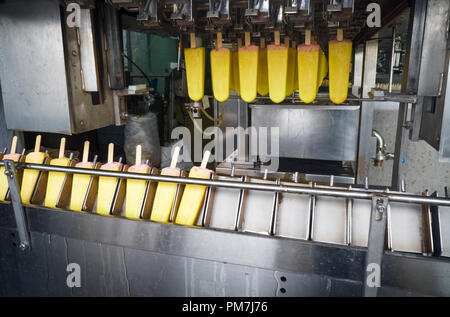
[257,37,269,97]
[328,29,352,104]
[318,48,328,90]
[238,32,259,103]
[285,37,295,97]
[150,146,181,223]
[175,150,213,226]
[44,138,77,209]
[267,31,289,103]
[97,143,128,216]
[20,135,49,205]
[298,30,320,104]
[0,136,25,201]
[292,40,299,92]
[231,44,241,95]
[125,145,153,220]
[210,32,231,102]
[184,32,205,101]
[70,141,100,212]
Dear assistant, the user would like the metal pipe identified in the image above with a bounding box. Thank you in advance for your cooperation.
[2,161,450,206]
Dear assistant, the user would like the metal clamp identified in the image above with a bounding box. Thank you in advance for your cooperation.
[4,160,31,251]
[363,196,388,297]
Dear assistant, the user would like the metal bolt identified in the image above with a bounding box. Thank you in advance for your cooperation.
[376,200,386,213]
[19,242,28,251]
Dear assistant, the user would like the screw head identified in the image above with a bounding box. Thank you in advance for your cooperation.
[376,204,386,213]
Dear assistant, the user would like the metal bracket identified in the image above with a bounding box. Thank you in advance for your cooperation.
[363,195,388,297]
[4,160,31,251]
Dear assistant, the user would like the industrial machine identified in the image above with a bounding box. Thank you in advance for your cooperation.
[0,0,449,297]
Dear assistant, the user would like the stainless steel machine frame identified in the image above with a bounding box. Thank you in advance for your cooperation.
[0,161,449,296]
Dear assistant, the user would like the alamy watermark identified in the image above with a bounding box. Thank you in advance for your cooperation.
[171,119,280,171]
[66,263,81,288]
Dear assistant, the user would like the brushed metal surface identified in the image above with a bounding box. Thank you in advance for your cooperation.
[0,0,71,133]
[439,60,450,162]
[79,9,100,92]
[250,105,360,162]
[417,0,449,96]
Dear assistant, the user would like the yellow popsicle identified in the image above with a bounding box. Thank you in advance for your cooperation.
[175,151,213,226]
[0,136,22,201]
[44,138,72,208]
[238,33,259,103]
[257,38,269,96]
[293,42,299,93]
[298,44,320,103]
[70,141,97,212]
[329,34,352,104]
[184,33,205,102]
[286,46,296,96]
[318,49,328,90]
[210,47,231,102]
[97,143,124,216]
[21,135,48,204]
[150,146,181,223]
[125,145,151,220]
[231,51,240,95]
[267,44,289,103]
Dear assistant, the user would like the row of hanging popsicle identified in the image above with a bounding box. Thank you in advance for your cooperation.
[0,136,213,227]
[184,29,352,105]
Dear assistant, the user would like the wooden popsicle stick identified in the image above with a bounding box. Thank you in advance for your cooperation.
[59,137,66,159]
[305,29,311,45]
[274,31,280,46]
[135,145,142,166]
[237,38,242,48]
[337,28,343,41]
[292,41,296,49]
[82,141,90,163]
[190,32,196,49]
[244,32,250,47]
[34,135,41,153]
[284,36,290,46]
[200,151,211,169]
[216,32,222,49]
[260,37,265,49]
[107,143,114,164]
[10,136,18,154]
[170,146,180,169]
